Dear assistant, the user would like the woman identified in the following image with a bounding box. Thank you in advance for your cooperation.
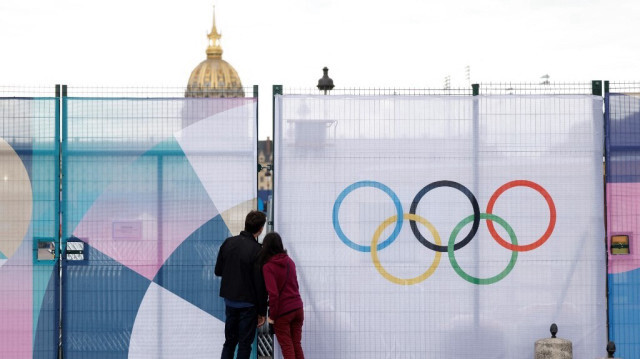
[259,232,305,359]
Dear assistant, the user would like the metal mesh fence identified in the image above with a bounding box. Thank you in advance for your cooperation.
[609,81,640,93]
[0,86,259,99]
[0,86,59,98]
[273,93,606,358]
[281,87,473,96]
[0,81,625,358]
[0,83,603,98]
[604,90,640,358]
[0,97,59,359]
[65,86,258,98]
[280,83,596,96]
[61,95,257,358]
[478,82,594,95]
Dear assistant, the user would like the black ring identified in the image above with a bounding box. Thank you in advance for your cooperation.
[409,180,480,252]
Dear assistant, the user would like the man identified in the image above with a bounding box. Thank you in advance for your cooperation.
[215,210,268,359]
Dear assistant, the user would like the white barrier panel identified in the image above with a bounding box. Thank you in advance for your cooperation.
[274,95,606,358]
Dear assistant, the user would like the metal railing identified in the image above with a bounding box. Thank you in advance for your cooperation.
[277,82,599,97]
[608,81,640,93]
[0,85,259,98]
[478,81,594,95]
[281,87,472,96]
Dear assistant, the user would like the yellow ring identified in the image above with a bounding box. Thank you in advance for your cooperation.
[371,213,442,285]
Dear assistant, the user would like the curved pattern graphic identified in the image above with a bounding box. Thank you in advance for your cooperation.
[132,202,254,357]
[448,213,518,285]
[62,246,151,358]
[72,138,218,281]
[486,180,555,252]
[333,181,403,252]
[371,213,442,285]
[153,214,230,320]
[129,282,226,359]
[0,137,32,260]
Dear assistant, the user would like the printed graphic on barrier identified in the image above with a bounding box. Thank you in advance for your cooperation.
[0,98,59,359]
[62,97,257,358]
[275,94,606,358]
[333,180,556,285]
[606,92,640,358]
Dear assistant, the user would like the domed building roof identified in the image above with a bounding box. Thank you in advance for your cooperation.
[185,8,244,98]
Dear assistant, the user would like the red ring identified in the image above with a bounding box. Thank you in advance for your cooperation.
[486,180,556,252]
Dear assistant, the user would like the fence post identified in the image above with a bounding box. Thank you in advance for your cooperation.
[58,84,67,359]
[270,85,282,234]
[257,85,284,359]
[471,83,480,326]
[254,85,260,205]
[602,79,611,352]
[592,80,603,96]
[472,83,479,96]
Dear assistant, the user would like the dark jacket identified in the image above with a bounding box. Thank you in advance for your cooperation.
[215,231,267,316]
[262,253,303,320]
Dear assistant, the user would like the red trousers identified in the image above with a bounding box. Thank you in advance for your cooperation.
[274,308,305,359]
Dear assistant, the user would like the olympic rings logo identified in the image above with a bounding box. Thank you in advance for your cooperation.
[332,180,556,285]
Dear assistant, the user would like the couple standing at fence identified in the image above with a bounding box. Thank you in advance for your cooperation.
[215,210,305,359]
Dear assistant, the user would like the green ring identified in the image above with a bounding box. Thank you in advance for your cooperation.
[448,213,518,285]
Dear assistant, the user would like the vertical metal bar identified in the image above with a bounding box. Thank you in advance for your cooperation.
[472,83,480,327]
[253,85,262,359]
[59,84,67,359]
[270,85,282,233]
[602,80,611,343]
[156,155,164,355]
[472,84,480,96]
[592,80,603,96]
[54,84,62,359]
[254,85,259,211]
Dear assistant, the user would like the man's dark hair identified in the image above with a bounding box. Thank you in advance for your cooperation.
[244,210,267,234]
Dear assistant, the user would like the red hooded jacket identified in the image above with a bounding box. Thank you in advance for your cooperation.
[262,253,303,320]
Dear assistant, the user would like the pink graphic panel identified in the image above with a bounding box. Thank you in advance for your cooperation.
[607,182,640,274]
[0,240,32,357]
[74,184,218,280]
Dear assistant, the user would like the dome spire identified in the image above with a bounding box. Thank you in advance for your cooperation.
[206,5,223,59]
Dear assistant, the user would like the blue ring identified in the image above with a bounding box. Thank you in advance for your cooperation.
[333,181,403,252]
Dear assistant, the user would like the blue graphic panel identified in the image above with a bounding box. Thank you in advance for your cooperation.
[606,93,640,183]
[608,268,640,358]
[154,215,230,321]
[62,245,150,359]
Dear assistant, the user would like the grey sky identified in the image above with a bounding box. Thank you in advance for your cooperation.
[1,0,638,138]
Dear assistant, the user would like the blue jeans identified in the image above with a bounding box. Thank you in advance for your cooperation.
[221,305,257,359]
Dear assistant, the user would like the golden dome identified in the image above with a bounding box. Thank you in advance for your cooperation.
[185,7,244,98]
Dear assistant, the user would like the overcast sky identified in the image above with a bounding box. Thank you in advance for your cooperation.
[1,0,638,138]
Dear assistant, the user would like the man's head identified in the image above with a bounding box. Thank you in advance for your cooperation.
[244,210,267,236]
